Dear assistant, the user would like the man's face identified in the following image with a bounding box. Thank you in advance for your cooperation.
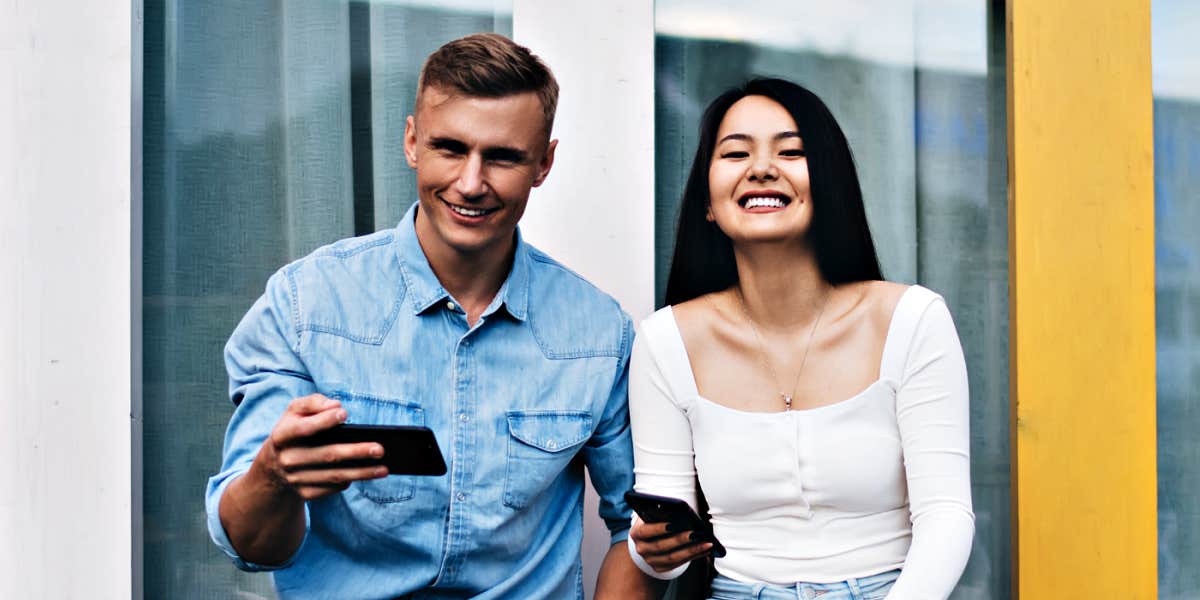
[404,87,556,262]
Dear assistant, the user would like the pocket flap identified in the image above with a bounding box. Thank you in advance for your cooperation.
[506,410,593,453]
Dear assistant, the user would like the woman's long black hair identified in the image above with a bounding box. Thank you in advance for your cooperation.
[663,78,883,306]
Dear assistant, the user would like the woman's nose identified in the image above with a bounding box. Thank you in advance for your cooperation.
[747,155,777,181]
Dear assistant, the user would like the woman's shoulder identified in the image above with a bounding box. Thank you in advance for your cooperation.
[667,289,737,340]
[837,280,910,325]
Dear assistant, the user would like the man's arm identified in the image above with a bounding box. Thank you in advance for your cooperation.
[208,272,386,568]
[585,317,656,597]
[595,541,657,600]
[218,395,386,566]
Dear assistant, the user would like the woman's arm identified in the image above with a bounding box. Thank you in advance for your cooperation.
[627,333,710,579]
[887,298,975,599]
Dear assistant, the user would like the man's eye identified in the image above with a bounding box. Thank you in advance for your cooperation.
[720,151,749,159]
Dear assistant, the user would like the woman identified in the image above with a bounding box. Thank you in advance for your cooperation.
[627,78,974,600]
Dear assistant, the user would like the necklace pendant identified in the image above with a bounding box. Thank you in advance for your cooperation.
[782,394,793,411]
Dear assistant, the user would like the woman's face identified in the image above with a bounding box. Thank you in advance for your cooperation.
[707,95,812,245]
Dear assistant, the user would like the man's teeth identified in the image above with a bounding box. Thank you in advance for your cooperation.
[449,204,492,217]
[743,197,787,209]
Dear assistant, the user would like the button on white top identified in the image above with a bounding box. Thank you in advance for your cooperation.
[446,301,457,311]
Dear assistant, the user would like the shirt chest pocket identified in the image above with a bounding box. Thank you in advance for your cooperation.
[503,410,593,510]
[333,392,426,504]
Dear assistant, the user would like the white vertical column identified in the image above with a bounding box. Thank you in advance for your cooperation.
[0,2,133,598]
[512,0,656,321]
[512,1,655,597]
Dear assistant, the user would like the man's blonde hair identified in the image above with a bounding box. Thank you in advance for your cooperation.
[417,33,558,137]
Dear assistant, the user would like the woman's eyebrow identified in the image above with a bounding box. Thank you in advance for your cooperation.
[717,131,801,145]
[717,133,751,145]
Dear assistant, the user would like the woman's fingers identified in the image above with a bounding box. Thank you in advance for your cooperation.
[635,529,698,557]
[645,540,713,572]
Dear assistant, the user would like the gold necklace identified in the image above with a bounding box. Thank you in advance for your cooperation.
[735,286,831,411]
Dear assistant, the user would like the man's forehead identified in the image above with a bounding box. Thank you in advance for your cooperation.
[410,90,547,147]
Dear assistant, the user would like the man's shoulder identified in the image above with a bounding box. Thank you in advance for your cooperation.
[523,245,632,360]
[271,229,405,344]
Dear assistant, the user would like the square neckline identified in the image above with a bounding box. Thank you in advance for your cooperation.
[662,285,920,416]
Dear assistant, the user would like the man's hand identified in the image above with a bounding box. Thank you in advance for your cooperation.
[218,394,388,565]
[250,394,389,500]
[629,516,713,573]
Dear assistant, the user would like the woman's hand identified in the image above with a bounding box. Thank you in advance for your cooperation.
[629,516,714,573]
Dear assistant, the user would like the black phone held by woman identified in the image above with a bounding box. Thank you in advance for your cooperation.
[625,490,726,557]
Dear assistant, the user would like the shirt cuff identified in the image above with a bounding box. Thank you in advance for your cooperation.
[205,468,310,572]
[627,532,690,580]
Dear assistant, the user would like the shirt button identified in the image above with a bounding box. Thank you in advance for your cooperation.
[547,441,557,450]
[458,413,469,422]
[446,301,457,311]
[456,492,467,502]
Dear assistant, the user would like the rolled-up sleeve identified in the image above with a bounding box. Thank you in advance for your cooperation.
[204,268,317,571]
[581,316,637,546]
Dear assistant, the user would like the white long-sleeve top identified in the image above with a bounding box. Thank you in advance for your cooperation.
[628,285,974,599]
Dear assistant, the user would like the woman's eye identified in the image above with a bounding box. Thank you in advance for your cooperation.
[720,151,749,159]
[779,149,806,157]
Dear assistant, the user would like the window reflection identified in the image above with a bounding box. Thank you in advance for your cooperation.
[142,1,511,597]
[1153,1,1200,597]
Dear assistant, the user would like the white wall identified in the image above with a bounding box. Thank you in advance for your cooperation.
[0,1,134,598]
[513,1,656,597]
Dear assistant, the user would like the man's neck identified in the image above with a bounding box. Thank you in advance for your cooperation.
[415,232,515,327]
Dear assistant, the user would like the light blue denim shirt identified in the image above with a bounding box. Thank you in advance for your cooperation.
[206,204,636,599]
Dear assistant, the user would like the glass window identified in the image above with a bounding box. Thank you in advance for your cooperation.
[141,1,511,596]
[1153,1,1200,597]
[654,1,1009,596]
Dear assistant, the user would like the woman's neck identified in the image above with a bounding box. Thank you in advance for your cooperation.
[731,241,830,331]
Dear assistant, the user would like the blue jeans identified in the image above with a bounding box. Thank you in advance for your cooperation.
[707,570,901,600]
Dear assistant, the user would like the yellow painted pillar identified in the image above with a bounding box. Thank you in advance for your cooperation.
[1008,0,1156,597]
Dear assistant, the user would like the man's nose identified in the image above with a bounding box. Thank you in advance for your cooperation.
[455,154,488,199]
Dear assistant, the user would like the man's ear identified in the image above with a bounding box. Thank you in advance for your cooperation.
[531,139,557,188]
[404,115,418,168]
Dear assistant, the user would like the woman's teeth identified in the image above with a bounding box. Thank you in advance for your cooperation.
[743,197,787,209]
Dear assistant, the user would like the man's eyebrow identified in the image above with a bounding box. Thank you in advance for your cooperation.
[428,137,529,161]
[428,137,468,151]
[482,146,529,162]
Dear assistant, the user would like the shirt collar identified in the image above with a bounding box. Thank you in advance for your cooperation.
[394,202,530,322]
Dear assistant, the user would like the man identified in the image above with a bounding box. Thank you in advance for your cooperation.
[206,33,652,599]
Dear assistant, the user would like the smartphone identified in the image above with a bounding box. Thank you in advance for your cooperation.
[300,424,447,476]
[624,490,726,557]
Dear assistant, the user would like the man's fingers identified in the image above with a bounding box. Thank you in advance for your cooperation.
[293,482,352,501]
[275,406,347,445]
[277,442,384,472]
[286,465,388,487]
[287,394,340,416]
